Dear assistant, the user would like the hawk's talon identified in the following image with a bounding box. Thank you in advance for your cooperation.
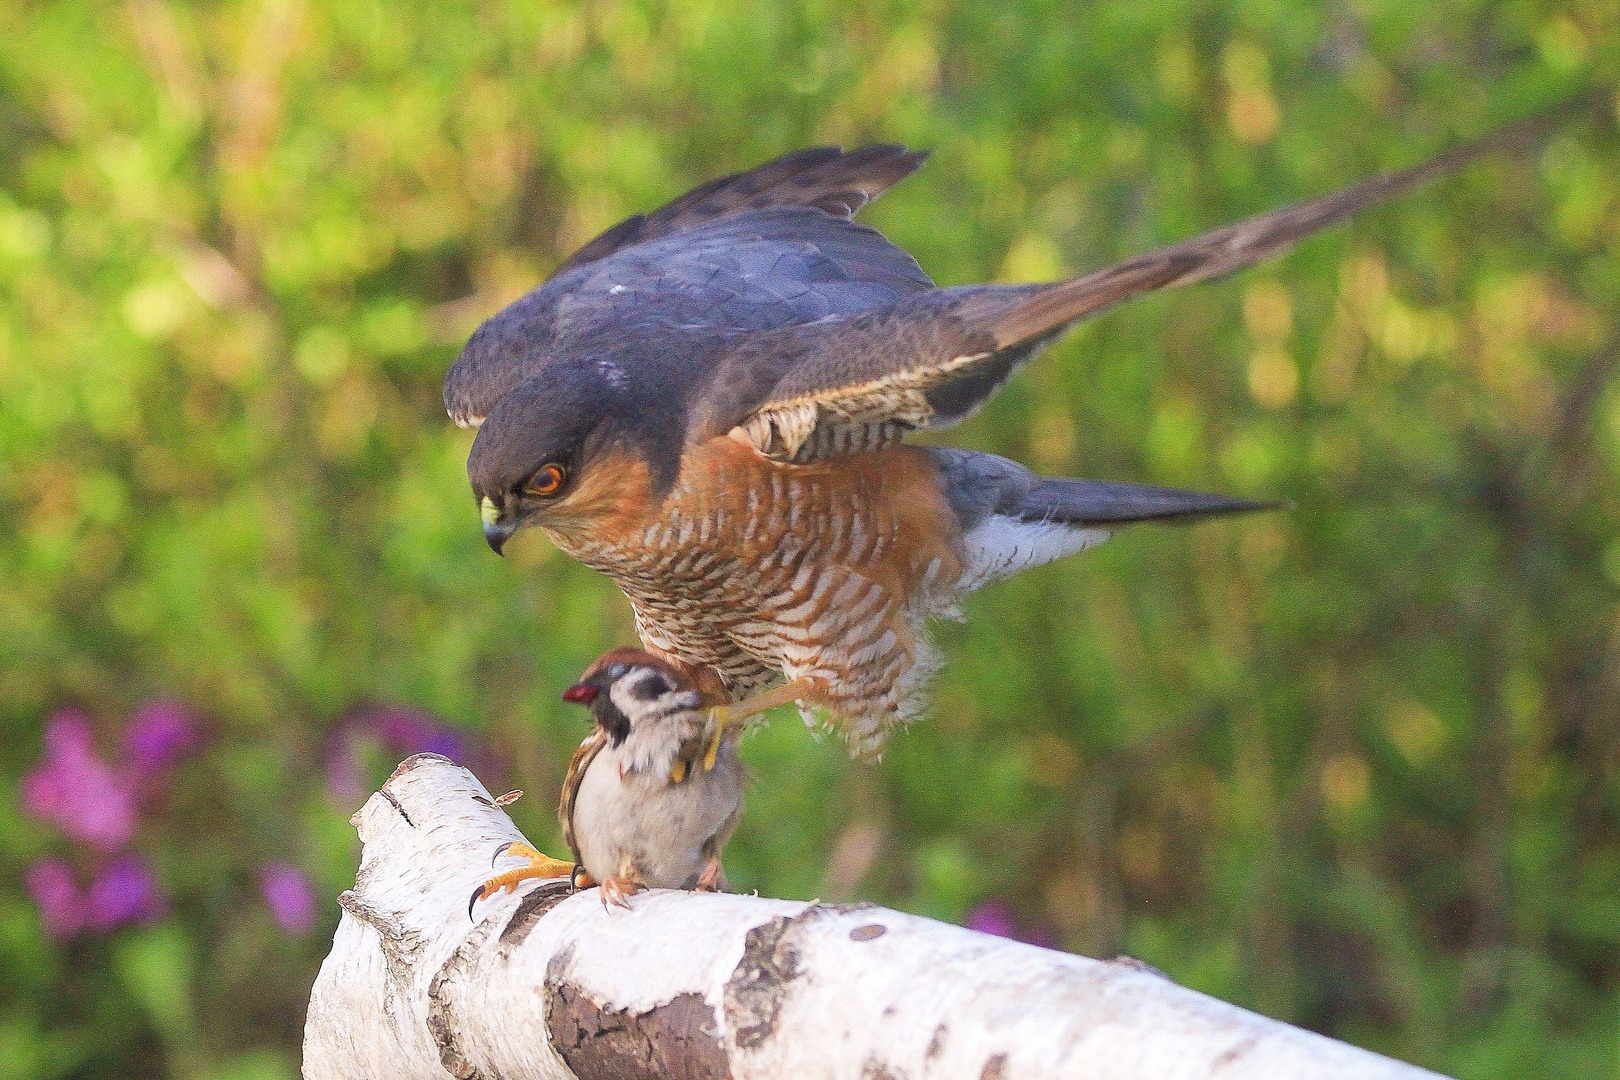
[699,678,819,770]
[467,841,574,919]
[701,706,733,772]
[668,757,688,784]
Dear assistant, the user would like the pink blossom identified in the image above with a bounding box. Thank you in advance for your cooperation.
[26,859,87,938]
[326,705,482,800]
[964,899,1059,949]
[260,862,318,934]
[20,710,137,850]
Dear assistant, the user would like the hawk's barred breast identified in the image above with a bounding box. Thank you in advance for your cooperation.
[547,437,964,748]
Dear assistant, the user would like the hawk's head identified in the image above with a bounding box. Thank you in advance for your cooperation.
[466,358,683,554]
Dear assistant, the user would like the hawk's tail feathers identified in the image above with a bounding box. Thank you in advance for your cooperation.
[1017,476,1284,526]
[927,447,1283,592]
[966,110,1558,351]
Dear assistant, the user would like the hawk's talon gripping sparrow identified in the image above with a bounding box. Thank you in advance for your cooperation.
[700,707,731,773]
[700,676,818,771]
[448,136,1510,749]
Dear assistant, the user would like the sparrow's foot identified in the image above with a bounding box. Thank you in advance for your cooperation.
[695,856,725,892]
[467,841,574,919]
[599,875,642,910]
[701,677,818,771]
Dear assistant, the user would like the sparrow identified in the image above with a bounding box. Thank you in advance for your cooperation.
[471,648,742,913]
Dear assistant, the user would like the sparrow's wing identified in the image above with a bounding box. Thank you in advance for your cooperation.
[708,124,1531,462]
[558,728,607,867]
[445,146,929,428]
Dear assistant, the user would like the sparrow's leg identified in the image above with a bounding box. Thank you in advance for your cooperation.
[702,676,819,770]
[600,853,648,910]
[467,841,574,918]
[695,855,726,892]
[599,875,643,910]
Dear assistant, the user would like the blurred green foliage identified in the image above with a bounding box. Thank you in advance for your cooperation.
[1,0,1618,1076]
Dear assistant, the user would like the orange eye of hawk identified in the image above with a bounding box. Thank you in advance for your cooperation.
[526,463,567,497]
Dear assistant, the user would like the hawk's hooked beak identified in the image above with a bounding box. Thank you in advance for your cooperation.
[481,496,516,556]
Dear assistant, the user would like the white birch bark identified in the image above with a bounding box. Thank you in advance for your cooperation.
[302,753,1451,1080]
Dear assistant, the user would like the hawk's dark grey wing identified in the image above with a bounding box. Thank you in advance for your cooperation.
[549,208,935,341]
[445,146,929,428]
[550,144,928,279]
[709,125,1526,461]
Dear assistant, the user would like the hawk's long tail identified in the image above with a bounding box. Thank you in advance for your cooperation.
[927,448,1279,591]
[972,110,1558,351]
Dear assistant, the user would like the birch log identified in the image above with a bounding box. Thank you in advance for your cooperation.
[303,753,1449,1080]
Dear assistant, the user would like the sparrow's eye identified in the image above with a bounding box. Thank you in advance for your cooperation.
[525,463,567,497]
[606,663,627,680]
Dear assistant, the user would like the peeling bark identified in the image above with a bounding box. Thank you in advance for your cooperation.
[303,754,1454,1080]
[548,981,729,1080]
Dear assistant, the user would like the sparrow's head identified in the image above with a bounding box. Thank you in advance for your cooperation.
[464,355,684,555]
[562,648,702,748]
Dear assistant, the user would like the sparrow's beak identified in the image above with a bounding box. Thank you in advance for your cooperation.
[481,496,515,556]
[562,683,599,704]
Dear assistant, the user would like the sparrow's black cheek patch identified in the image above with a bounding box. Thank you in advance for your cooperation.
[594,699,632,747]
[628,672,672,702]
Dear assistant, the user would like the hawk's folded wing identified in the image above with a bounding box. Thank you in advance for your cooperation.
[445,146,930,428]
[712,127,1526,462]
[550,144,929,279]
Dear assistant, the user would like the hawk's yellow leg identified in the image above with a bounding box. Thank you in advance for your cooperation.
[702,677,818,771]
[468,841,574,918]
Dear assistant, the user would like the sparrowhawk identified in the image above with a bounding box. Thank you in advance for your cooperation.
[446,135,1508,751]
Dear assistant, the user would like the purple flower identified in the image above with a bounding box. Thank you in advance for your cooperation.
[326,705,485,800]
[964,899,1058,949]
[20,710,137,850]
[26,856,165,937]
[87,855,165,930]
[324,734,369,800]
[124,700,199,774]
[965,898,1019,939]
[26,859,86,938]
[260,862,318,934]
[376,708,467,762]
